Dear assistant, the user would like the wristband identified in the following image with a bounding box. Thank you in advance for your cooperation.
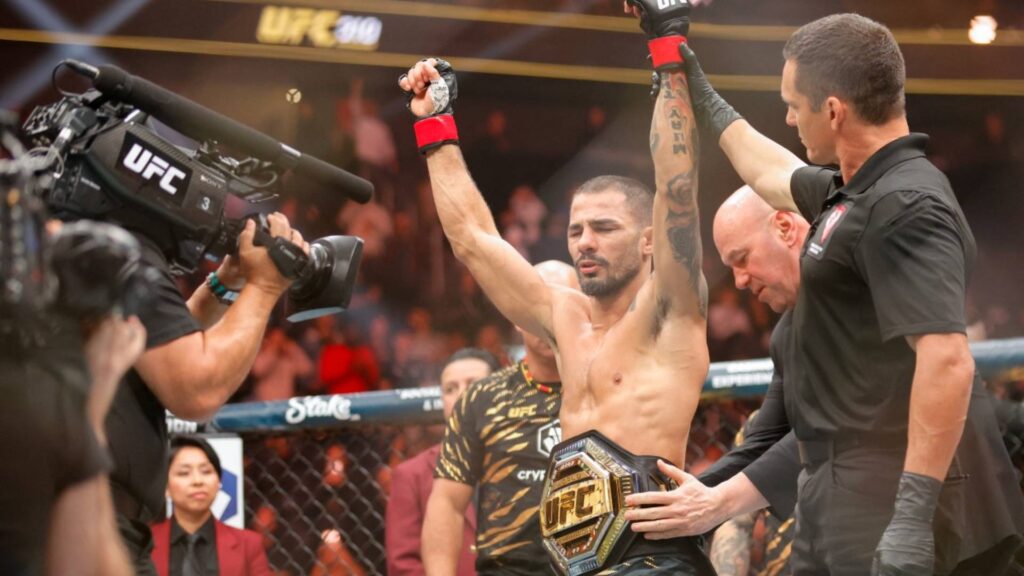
[648,35,687,70]
[206,272,239,305]
[414,114,459,154]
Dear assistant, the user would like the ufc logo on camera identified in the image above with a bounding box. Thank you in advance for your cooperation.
[118,132,192,204]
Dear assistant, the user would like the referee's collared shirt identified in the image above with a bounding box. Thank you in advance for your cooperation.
[787,133,976,441]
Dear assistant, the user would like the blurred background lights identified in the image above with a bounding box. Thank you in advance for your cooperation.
[969,15,998,45]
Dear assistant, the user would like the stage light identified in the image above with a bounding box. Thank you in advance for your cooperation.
[969,15,998,45]
[286,88,302,103]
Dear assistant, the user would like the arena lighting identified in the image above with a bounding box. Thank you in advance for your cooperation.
[0,0,147,108]
[969,15,998,45]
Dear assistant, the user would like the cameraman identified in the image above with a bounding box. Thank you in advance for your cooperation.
[106,211,309,573]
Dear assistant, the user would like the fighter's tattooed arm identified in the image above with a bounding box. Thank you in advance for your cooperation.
[709,512,756,576]
[650,70,708,322]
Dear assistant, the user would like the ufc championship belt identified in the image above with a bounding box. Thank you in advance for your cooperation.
[540,430,676,576]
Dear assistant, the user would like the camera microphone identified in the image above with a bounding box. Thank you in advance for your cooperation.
[60,59,373,204]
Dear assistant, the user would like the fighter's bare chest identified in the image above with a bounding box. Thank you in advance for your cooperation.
[560,328,649,396]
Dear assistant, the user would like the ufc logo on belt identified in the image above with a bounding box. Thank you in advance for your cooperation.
[543,484,596,528]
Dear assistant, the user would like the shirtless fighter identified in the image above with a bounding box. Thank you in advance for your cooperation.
[398,1,713,574]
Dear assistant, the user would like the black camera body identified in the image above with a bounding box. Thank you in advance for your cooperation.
[21,61,370,322]
[40,115,230,270]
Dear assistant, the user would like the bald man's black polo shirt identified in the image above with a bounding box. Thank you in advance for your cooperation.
[788,133,976,441]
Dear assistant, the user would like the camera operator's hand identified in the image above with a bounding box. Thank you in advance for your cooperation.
[215,255,245,291]
[83,315,146,444]
[238,212,310,297]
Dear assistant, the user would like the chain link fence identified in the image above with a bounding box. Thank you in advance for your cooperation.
[236,398,761,576]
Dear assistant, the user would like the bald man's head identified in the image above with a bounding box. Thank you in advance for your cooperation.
[534,259,579,291]
[713,187,809,313]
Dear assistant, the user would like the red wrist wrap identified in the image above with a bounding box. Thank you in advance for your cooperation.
[414,114,459,153]
[648,35,687,69]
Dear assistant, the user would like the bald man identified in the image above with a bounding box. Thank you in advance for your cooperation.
[629,187,1024,576]
[424,261,577,576]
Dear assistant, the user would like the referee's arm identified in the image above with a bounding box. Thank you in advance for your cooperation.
[903,333,973,481]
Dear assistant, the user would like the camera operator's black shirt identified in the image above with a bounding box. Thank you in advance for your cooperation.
[0,316,110,575]
[787,133,975,440]
[106,234,200,522]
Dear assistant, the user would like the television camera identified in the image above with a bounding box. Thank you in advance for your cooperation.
[19,59,371,323]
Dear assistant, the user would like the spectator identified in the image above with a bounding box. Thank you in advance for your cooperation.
[310,529,367,576]
[336,199,393,261]
[474,323,511,367]
[346,77,398,207]
[507,184,547,248]
[151,436,271,576]
[251,326,315,401]
[318,319,381,395]
[406,308,446,365]
[708,285,763,361]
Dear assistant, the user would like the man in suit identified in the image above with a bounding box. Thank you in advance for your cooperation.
[386,349,498,576]
[151,436,271,576]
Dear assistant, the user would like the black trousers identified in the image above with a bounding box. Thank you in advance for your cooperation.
[790,443,904,576]
[789,442,1019,576]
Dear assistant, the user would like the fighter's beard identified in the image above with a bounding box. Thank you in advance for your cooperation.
[577,257,642,298]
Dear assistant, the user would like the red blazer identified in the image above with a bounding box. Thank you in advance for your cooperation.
[386,444,477,576]
[150,518,272,576]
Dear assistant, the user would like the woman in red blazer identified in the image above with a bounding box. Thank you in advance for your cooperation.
[151,436,271,576]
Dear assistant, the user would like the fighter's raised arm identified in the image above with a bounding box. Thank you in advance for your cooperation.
[630,0,708,321]
[399,59,557,343]
[618,0,708,323]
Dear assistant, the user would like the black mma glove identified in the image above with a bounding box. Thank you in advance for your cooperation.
[626,0,691,70]
[400,58,460,154]
[678,42,742,143]
[871,472,942,576]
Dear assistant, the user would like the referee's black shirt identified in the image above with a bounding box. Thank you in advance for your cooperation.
[788,133,976,441]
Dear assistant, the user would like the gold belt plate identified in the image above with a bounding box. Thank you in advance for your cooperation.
[539,436,642,576]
